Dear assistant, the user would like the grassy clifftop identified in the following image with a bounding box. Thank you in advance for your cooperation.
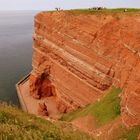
[46,8,140,15]
[69,8,140,14]
[0,103,94,140]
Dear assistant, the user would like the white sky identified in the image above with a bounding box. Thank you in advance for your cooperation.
[0,0,140,11]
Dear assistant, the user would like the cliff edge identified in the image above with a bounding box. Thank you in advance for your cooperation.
[28,10,140,128]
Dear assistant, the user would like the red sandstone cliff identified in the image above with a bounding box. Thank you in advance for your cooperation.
[29,11,140,128]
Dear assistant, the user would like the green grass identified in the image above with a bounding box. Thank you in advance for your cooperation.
[67,8,140,15]
[0,102,94,140]
[122,125,140,140]
[43,8,140,15]
[111,124,140,140]
[61,86,122,127]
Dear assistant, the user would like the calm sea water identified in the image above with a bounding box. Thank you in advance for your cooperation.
[0,11,38,105]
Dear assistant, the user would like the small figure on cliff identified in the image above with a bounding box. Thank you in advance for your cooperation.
[91,7,105,11]
[55,7,61,11]
[38,102,49,116]
[55,8,58,11]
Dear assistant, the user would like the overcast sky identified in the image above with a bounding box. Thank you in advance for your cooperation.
[0,0,140,11]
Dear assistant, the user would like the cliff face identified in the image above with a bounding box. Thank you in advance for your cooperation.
[29,11,140,127]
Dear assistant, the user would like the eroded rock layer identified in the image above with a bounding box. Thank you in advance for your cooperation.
[30,11,140,127]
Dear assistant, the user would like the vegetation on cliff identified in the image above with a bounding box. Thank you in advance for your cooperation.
[0,102,94,140]
[61,86,122,127]
[114,125,140,140]
[61,87,140,139]
[68,8,140,15]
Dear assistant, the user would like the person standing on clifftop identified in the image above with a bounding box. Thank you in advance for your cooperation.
[55,7,61,11]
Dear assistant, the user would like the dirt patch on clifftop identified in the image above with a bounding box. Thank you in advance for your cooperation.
[72,114,96,133]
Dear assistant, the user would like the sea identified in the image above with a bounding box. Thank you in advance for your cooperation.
[0,11,38,105]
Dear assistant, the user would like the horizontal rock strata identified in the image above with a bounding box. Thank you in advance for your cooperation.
[29,11,140,127]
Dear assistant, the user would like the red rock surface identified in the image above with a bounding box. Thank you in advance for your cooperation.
[29,11,140,127]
